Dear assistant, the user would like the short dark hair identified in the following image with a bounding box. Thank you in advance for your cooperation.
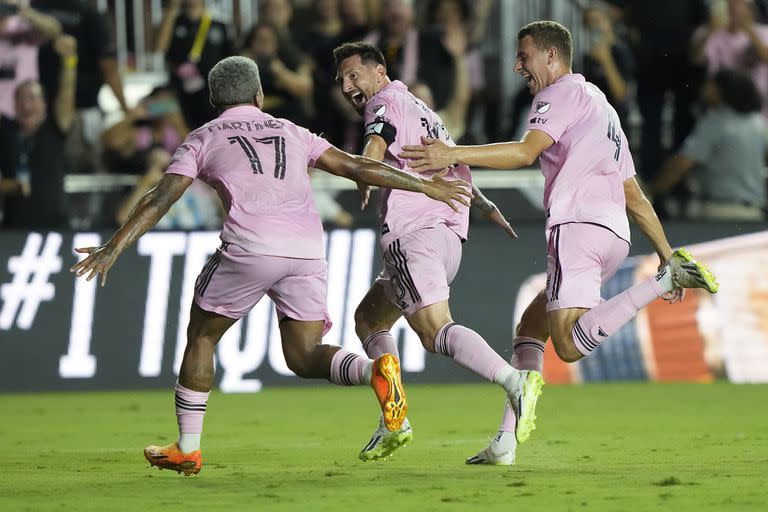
[713,70,763,114]
[332,41,387,70]
[518,20,573,66]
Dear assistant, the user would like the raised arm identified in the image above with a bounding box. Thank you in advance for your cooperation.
[155,0,182,54]
[53,35,77,132]
[70,174,193,286]
[624,176,673,263]
[400,129,554,171]
[18,2,62,41]
[314,146,472,212]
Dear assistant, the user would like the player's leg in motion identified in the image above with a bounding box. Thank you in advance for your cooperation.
[467,291,549,465]
[355,283,413,461]
[399,225,543,443]
[144,303,236,476]
[549,244,718,364]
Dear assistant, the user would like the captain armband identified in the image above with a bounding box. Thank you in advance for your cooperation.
[364,118,397,147]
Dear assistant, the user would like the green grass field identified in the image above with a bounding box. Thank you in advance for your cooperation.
[2,382,767,512]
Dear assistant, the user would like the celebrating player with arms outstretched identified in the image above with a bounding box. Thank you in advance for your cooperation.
[333,42,542,462]
[70,56,473,475]
[400,21,719,465]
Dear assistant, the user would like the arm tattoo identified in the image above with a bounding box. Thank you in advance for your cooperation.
[471,185,495,213]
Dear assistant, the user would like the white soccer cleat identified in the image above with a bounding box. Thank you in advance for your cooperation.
[507,369,544,444]
[666,248,719,293]
[358,416,413,462]
[466,431,517,465]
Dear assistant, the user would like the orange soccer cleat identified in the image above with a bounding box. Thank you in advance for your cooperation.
[371,353,408,432]
[143,442,202,476]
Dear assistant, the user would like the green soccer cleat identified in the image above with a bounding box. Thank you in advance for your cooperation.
[668,248,719,294]
[359,416,413,462]
[507,370,544,444]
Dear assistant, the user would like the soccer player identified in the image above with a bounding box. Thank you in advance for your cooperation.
[69,56,474,476]
[399,21,719,465]
[333,42,542,462]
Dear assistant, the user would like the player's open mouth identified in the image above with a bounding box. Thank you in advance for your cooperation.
[350,91,365,106]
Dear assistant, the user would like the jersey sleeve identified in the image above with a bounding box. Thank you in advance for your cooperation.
[296,126,333,167]
[524,85,577,144]
[166,130,205,179]
[363,95,401,148]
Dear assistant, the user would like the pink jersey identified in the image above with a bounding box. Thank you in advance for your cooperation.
[363,80,471,247]
[702,26,768,118]
[166,105,332,258]
[526,73,635,243]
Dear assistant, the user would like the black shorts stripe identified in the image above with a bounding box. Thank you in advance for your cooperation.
[195,250,222,297]
[550,225,563,302]
[389,240,421,303]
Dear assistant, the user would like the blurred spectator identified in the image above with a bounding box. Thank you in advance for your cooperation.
[155,0,233,129]
[652,70,766,221]
[696,0,768,117]
[0,0,61,118]
[33,0,127,172]
[115,148,221,230]
[623,0,708,183]
[259,0,306,65]
[339,0,374,40]
[426,0,487,143]
[309,170,354,228]
[101,86,188,175]
[364,0,455,111]
[408,25,470,141]
[582,2,636,128]
[240,21,313,125]
[0,34,76,230]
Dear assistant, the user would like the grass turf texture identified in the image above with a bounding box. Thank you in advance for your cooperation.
[2,382,767,512]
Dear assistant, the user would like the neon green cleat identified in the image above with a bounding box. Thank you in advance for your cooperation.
[668,248,719,294]
[508,370,544,444]
[359,417,413,462]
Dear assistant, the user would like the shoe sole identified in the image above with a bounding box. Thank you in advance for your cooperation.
[359,430,413,462]
[674,248,719,294]
[514,371,544,444]
[372,354,408,432]
[143,448,201,476]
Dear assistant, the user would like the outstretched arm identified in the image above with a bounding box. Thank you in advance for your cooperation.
[70,174,193,286]
[399,129,554,171]
[624,176,673,263]
[315,146,472,212]
[471,185,517,238]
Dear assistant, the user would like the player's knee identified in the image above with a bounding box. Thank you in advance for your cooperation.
[354,307,382,341]
[550,333,582,363]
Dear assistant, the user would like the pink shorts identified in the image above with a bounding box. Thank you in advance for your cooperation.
[194,242,332,335]
[545,222,629,312]
[375,224,463,317]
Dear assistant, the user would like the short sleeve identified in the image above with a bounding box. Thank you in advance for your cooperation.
[166,131,204,179]
[525,86,577,144]
[363,95,401,148]
[680,114,716,163]
[297,126,333,167]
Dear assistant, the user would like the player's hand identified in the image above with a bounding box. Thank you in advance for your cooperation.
[357,182,371,210]
[423,169,473,212]
[399,137,456,172]
[485,206,518,239]
[53,34,77,58]
[70,245,120,287]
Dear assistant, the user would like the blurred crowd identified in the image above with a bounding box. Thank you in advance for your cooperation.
[0,0,766,232]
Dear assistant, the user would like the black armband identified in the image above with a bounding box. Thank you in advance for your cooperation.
[364,118,397,147]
